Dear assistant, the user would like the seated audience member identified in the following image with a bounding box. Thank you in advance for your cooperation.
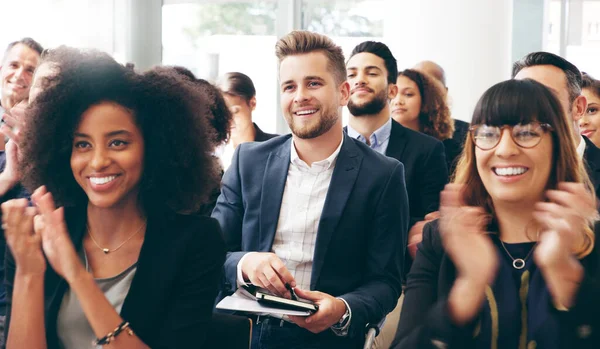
[0,37,43,347]
[1,47,225,348]
[345,43,448,349]
[393,69,461,176]
[413,60,470,144]
[513,52,600,195]
[581,73,600,148]
[216,72,278,170]
[392,79,600,349]
[345,42,447,230]
[213,31,408,349]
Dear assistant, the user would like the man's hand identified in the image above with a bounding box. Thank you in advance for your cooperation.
[1,101,27,146]
[241,252,296,297]
[288,288,347,334]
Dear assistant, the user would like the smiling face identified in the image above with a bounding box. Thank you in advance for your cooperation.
[391,75,422,130]
[70,102,145,209]
[346,52,392,117]
[475,126,553,206]
[279,51,349,139]
[0,44,40,108]
[580,88,600,147]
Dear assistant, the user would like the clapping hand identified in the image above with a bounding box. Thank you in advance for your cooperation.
[1,199,45,275]
[32,186,84,283]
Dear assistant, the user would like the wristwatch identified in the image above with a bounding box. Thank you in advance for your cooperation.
[331,299,350,336]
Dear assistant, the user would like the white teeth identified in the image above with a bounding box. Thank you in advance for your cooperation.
[296,109,317,115]
[494,167,528,176]
[90,176,117,185]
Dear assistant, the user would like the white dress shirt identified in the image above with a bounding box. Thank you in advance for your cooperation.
[236,138,352,335]
[578,135,586,159]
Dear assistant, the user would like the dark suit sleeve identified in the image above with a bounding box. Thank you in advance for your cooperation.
[339,162,408,338]
[211,146,248,293]
[392,221,474,349]
[2,243,16,345]
[411,141,447,226]
[555,227,600,347]
[155,218,226,348]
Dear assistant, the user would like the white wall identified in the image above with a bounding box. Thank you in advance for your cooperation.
[384,0,514,123]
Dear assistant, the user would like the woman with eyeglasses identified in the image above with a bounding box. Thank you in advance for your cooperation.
[392,79,600,349]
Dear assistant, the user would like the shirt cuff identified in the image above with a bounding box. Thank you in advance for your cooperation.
[236,252,257,288]
[330,297,352,337]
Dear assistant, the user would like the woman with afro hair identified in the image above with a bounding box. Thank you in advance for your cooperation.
[1,46,225,349]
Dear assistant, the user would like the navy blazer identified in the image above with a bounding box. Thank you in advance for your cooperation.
[392,220,600,349]
[212,133,409,339]
[583,136,600,196]
[384,120,448,227]
[4,205,226,349]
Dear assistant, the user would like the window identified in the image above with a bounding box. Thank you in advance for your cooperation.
[0,0,126,62]
[301,0,385,125]
[162,1,278,134]
[545,0,600,78]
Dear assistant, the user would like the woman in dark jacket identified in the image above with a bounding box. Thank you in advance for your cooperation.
[1,47,225,349]
[393,79,600,349]
[392,69,461,177]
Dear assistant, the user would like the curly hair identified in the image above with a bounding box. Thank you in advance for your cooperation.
[398,69,454,140]
[20,47,220,214]
[583,72,600,99]
[159,66,232,147]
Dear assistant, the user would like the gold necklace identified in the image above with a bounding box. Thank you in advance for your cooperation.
[87,222,147,254]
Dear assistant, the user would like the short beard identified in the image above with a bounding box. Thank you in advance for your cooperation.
[347,88,388,117]
[288,111,338,140]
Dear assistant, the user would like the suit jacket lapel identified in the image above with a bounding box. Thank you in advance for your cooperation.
[121,213,176,333]
[583,137,600,195]
[259,138,291,251]
[385,120,408,160]
[310,134,362,289]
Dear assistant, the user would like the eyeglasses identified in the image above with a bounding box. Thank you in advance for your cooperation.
[469,123,553,150]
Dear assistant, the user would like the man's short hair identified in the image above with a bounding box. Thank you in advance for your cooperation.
[3,37,43,62]
[275,31,346,85]
[349,41,398,85]
[512,51,582,104]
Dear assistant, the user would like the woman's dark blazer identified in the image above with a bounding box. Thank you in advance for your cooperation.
[3,205,226,349]
[392,219,600,349]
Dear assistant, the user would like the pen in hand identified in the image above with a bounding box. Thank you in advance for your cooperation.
[285,283,298,301]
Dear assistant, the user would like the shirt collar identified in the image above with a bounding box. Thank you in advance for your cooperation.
[290,135,344,171]
[577,135,586,159]
[347,118,392,147]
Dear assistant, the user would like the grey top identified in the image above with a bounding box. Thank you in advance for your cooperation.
[57,250,137,349]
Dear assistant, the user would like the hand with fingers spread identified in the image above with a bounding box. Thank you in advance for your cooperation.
[240,252,296,298]
[532,182,593,308]
[1,100,27,146]
[0,139,21,191]
[1,198,45,275]
[440,184,497,284]
[287,288,347,334]
[439,184,498,325]
[31,186,84,283]
[534,182,597,262]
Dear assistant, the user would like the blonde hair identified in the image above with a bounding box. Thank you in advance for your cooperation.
[275,30,346,85]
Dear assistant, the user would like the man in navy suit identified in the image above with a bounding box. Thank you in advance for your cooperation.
[212,31,409,349]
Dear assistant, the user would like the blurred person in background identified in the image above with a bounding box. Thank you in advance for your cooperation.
[413,60,470,144]
[580,73,600,148]
[216,72,278,170]
[393,68,461,177]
